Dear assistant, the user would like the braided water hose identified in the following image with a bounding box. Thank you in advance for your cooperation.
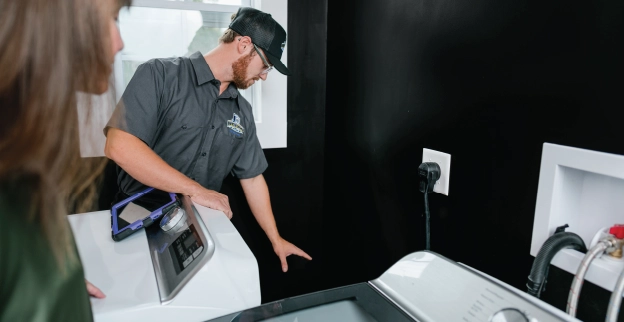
[567,239,614,317]
[606,260,624,321]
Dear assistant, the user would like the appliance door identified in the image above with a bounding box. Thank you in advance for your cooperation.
[204,283,415,322]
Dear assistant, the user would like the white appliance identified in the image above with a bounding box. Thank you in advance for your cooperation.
[68,194,261,322]
[207,251,580,322]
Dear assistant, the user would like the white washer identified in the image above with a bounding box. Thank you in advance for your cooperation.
[207,251,581,322]
[68,194,260,322]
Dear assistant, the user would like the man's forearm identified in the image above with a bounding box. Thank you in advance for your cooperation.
[104,128,202,196]
[240,175,280,243]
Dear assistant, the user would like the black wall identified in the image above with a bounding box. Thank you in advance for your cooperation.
[322,0,624,321]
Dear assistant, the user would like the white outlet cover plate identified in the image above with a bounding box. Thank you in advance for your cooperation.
[422,148,451,195]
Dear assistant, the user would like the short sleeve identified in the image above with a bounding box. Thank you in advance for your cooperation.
[230,113,268,179]
[105,61,164,147]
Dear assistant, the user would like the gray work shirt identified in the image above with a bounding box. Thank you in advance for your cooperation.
[106,51,268,196]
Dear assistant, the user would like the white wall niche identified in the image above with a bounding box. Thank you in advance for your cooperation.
[531,143,624,292]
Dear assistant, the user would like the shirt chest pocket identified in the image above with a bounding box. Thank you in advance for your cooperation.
[168,114,204,130]
[207,125,244,173]
[215,125,244,147]
[154,113,204,149]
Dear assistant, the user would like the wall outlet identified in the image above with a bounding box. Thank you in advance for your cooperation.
[422,148,451,195]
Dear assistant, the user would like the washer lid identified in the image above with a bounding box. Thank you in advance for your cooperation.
[369,251,578,322]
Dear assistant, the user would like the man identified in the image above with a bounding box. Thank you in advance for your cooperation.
[104,7,311,272]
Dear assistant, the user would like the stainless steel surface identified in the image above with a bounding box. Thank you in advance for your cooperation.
[146,195,216,304]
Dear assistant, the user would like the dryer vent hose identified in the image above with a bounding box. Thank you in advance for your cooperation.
[527,231,587,298]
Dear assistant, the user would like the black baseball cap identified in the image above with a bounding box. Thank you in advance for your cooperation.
[229,7,291,76]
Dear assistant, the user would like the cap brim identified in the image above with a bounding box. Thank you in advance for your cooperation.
[265,51,291,76]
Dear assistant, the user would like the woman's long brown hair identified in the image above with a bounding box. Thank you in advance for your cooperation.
[0,0,125,266]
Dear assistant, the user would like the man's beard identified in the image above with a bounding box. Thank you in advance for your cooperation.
[232,52,258,90]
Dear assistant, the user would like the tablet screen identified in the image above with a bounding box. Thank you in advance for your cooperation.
[113,188,176,232]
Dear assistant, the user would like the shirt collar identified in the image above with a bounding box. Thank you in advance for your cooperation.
[190,51,213,86]
[189,51,239,99]
[223,83,239,99]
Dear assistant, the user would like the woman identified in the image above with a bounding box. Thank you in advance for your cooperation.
[0,0,130,320]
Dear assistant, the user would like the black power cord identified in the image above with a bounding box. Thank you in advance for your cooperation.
[424,189,431,251]
[418,162,441,250]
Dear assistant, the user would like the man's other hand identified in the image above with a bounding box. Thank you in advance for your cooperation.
[272,237,312,272]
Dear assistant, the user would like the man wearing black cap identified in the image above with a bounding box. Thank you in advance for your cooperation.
[104,7,311,272]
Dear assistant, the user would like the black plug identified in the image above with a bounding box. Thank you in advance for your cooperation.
[418,162,441,193]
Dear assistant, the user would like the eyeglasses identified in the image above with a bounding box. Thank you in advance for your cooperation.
[253,44,273,75]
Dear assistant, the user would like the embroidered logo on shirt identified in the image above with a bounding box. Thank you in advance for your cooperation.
[227,113,244,138]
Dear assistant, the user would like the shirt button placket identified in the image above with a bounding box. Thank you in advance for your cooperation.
[200,99,219,180]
